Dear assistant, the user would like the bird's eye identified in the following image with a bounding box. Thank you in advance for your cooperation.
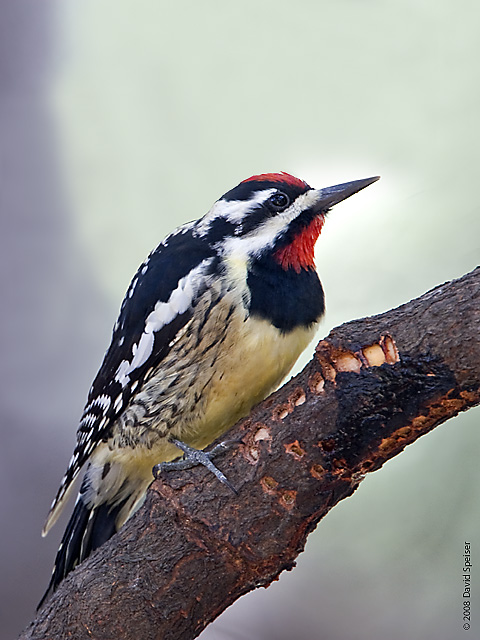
[267,192,290,211]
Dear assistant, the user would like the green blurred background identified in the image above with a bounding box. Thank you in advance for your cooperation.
[1,1,479,638]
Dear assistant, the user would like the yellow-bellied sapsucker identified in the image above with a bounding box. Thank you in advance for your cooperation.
[40,172,379,606]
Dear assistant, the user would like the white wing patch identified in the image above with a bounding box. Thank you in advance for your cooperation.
[115,259,212,388]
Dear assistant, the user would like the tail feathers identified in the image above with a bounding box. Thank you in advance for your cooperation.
[42,474,78,538]
[38,494,125,610]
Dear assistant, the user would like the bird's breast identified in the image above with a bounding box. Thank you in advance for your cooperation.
[186,308,318,449]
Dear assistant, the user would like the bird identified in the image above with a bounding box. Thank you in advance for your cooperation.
[39,171,379,606]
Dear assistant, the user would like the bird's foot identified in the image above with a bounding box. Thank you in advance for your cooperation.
[152,439,237,494]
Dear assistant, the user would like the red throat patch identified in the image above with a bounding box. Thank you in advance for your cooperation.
[274,216,325,273]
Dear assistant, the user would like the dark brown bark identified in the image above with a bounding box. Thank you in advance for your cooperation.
[21,267,480,640]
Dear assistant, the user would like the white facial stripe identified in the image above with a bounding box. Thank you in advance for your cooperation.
[223,189,276,222]
[220,188,322,260]
[197,189,276,235]
[115,258,212,387]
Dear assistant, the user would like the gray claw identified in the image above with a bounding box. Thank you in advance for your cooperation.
[152,438,238,494]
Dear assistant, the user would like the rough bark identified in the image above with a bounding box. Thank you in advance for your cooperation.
[21,267,480,640]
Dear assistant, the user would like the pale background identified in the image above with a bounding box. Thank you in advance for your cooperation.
[1,1,479,638]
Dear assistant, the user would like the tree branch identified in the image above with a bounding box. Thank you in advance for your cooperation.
[21,267,480,640]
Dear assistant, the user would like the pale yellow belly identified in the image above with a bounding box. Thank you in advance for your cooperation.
[186,314,317,448]
[100,313,316,476]
[89,303,318,528]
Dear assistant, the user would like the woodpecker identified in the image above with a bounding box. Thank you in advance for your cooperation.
[39,171,378,606]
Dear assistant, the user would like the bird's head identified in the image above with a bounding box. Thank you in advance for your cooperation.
[199,172,379,273]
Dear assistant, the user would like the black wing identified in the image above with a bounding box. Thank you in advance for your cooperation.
[44,225,215,531]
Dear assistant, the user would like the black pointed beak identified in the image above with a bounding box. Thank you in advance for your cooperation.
[312,176,380,212]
